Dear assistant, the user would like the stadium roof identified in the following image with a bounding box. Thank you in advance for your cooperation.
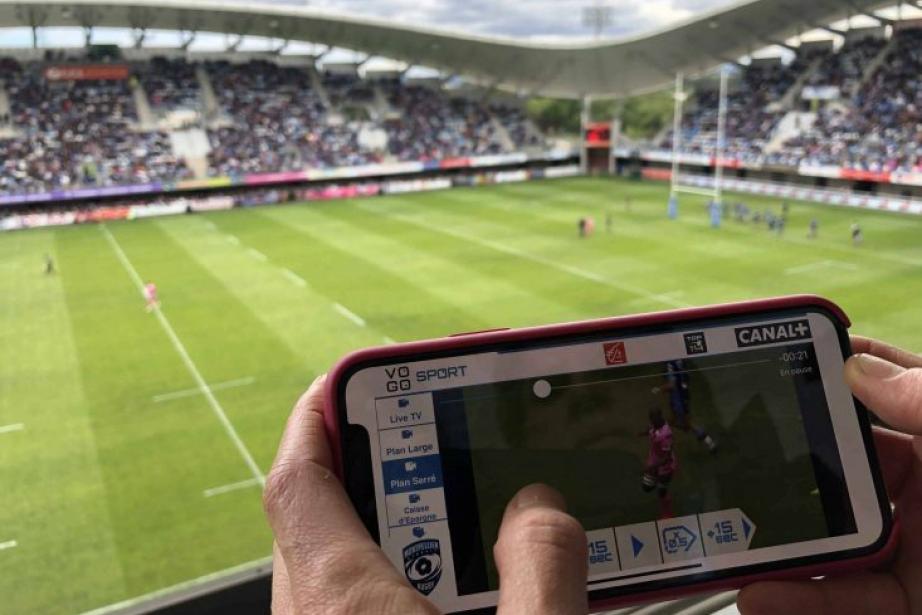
[0,0,894,98]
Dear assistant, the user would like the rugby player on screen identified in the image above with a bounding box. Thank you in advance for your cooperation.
[642,408,677,519]
[653,359,718,452]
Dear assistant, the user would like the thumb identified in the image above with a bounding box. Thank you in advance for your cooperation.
[494,484,588,615]
[846,353,922,435]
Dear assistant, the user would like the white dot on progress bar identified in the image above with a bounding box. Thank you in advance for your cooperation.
[533,379,552,399]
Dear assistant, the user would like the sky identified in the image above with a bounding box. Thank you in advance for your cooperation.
[0,0,737,50]
[0,0,916,59]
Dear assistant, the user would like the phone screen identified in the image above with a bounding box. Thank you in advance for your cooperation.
[338,308,888,612]
[436,340,853,594]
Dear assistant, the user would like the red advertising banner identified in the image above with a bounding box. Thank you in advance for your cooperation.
[839,168,891,183]
[44,64,130,81]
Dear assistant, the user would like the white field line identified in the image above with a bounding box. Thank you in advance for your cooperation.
[152,377,256,403]
[225,234,240,245]
[0,540,17,551]
[784,259,860,275]
[101,225,265,487]
[376,208,688,308]
[78,556,272,615]
[281,268,307,287]
[203,477,262,498]
[652,290,685,303]
[334,302,367,327]
[246,248,268,262]
[383,336,397,344]
[0,423,24,435]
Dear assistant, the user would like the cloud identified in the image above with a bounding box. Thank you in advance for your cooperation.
[0,0,738,47]
[306,0,736,40]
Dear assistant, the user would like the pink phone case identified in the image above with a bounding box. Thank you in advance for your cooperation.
[325,294,897,611]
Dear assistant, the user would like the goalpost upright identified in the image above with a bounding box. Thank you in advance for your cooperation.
[668,64,729,223]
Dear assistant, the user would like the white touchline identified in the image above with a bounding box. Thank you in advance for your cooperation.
[334,302,366,327]
[203,477,262,498]
[281,268,307,287]
[0,540,17,551]
[247,248,268,262]
[225,234,240,245]
[100,225,265,487]
[152,377,256,403]
[0,423,24,435]
[383,336,397,344]
[376,208,688,309]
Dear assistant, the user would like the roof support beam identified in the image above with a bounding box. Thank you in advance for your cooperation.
[762,38,799,52]
[180,30,196,50]
[225,34,244,52]
[16,5,47,48]
[814,24,847,36]
[272,39,290,55]
[132,28,147,49]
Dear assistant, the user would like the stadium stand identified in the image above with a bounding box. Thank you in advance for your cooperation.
[0,57,192,194]
[0,55,547,193]
[661,26,922,174]
[141,56,202,112]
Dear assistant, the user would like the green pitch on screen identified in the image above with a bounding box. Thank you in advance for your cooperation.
[1,176,920,614]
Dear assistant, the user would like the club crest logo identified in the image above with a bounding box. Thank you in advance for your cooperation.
[403,538,442,595]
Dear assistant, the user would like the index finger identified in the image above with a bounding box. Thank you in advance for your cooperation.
[850,336,922,369]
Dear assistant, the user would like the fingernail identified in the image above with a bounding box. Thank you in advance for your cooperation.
[851,353,904,379]
[513,483,566,511]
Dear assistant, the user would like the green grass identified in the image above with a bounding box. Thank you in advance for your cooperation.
[1,176,920,613]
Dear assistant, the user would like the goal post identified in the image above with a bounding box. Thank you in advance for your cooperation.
[668,65,728,227]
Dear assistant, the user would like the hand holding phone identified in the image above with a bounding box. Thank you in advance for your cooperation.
[325,296,894,613]
[263,376,591,615]
[738,336,922,615]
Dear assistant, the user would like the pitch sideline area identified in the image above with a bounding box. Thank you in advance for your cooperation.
[1,176,920,613]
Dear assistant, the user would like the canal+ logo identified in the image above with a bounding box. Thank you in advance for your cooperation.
[735,319,811,348]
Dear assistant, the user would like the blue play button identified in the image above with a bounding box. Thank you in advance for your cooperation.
[742,517,752,540]
[631,535,644,557]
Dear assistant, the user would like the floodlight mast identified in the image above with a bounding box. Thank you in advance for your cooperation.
[715,65,728,206]
[670,72,685,199]
[582,3,613,39]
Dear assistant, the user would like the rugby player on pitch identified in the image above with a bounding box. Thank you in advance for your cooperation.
[144,282,160,312]
[654,359,718,452]
[642,408,677,519]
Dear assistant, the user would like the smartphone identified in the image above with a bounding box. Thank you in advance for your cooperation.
[325,295,894,614]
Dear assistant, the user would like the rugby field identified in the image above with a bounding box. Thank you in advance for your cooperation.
[1,176,920,613]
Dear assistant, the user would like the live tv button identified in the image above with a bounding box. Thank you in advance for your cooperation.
[376,394,435,429]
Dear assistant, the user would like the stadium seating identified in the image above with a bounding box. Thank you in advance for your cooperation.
[141,56,201,112]
[664,28,922,173]
[8,26,922,197]
[0,58,192,194]
[0,55,544,194]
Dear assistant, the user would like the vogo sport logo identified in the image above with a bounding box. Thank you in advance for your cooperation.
[403,538,442,595]
[735,320,811,347]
